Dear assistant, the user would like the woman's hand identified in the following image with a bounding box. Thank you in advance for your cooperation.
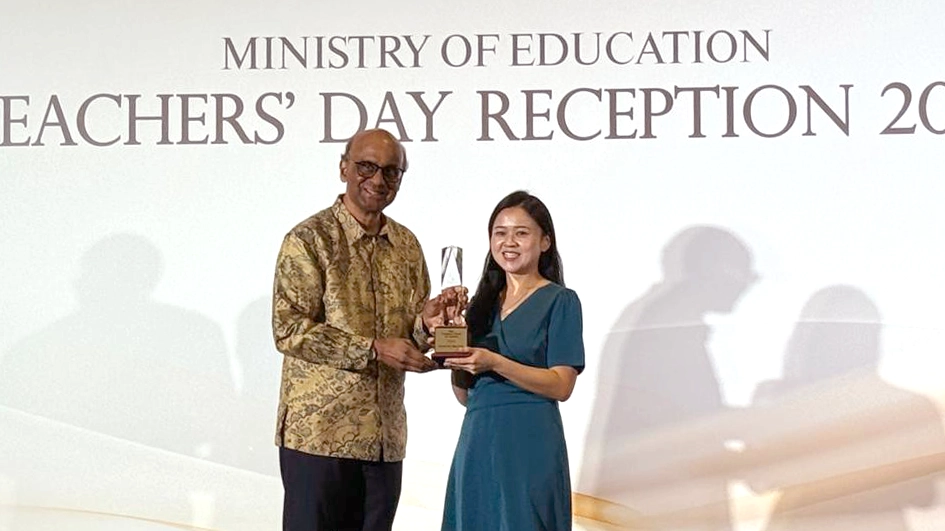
[444,347,503,375]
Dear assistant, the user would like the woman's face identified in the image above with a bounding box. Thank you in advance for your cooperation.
[490,206,550,276]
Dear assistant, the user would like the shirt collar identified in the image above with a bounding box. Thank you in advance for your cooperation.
[332,195,394,243]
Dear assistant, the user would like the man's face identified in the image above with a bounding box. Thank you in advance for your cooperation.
[339,131,405,220]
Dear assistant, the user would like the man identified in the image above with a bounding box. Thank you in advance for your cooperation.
[272,128,462,530]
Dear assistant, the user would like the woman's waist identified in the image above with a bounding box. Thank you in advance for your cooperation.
[466,383,558,411]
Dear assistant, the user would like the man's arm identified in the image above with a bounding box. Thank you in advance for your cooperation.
[410,249,433,350]
[271,231,374,370]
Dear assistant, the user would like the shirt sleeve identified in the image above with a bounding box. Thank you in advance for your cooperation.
[271,231,374,370]
[410,245,433,352]
[546,288,585,373]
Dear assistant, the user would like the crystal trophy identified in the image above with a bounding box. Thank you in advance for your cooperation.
[433,246,468,365]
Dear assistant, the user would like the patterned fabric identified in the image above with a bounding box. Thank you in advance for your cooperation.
[272,196,431,461]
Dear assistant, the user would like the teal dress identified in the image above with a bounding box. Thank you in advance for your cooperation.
[441,283,585,531]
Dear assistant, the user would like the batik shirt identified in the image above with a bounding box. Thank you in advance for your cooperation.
[272,196,431,461]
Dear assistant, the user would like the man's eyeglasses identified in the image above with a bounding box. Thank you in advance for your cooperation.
[350,160,405,185]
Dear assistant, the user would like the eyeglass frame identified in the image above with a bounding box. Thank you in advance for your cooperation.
[343,157,406,186]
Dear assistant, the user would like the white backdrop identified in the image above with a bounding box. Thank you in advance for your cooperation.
[3,1,945,530]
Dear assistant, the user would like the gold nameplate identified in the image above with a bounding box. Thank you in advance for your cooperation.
[433,325,468,357]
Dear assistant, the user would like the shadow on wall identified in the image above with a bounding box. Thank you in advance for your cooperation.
[575,226,945,531]
[0,233,236,462]
[577,225,758,531]
[739,285,945,531]
[229,295,283,476]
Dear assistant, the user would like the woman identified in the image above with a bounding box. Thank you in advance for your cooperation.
[441,190,585,531]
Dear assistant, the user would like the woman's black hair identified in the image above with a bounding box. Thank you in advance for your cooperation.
[465,190,564,339]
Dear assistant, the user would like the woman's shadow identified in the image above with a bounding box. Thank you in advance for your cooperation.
[742,285,945,531]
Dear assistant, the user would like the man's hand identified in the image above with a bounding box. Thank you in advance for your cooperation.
[373,338,437,372]
[422,286,469,331]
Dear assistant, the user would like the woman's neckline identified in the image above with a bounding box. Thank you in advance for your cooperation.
[499,281,553,321]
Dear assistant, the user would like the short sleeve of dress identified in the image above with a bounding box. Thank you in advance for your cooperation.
[546,288,585,373]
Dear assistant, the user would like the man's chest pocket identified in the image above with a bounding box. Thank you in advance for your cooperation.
[377,263,417,313]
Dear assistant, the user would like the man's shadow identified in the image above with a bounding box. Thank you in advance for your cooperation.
[227,295,282,476]
[578,226,757,531]
[0,233,236,462]
[742,285,945,531]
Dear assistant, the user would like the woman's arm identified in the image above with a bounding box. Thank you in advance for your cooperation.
[451,384,468,406]
[445,348,579,402]
[451,370,472,406]
[493,356,578,401]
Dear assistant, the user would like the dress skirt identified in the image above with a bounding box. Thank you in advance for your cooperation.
[441,401,573,531]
